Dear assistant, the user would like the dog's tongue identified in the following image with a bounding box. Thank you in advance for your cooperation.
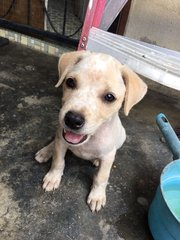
[64,130,84,144]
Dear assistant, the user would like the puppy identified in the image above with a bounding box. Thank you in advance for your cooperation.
[35,51,147,212]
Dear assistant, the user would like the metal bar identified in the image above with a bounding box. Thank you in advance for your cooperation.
[62,0,68,35]
[99,0,128,30]
[78,0,98,50]
[77,0,106,50]
[92,0,106,27]
[44,0,48,30]
[0,18,78,47]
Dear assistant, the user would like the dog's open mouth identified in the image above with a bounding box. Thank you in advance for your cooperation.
[63,129,88,145]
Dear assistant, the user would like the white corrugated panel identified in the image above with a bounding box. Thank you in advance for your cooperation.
[87,27,180,91]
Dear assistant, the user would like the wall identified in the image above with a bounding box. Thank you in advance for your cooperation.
[124,0,180,51]
[0,28,74,56]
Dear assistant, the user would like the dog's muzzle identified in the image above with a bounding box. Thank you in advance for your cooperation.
[63,111,88,145]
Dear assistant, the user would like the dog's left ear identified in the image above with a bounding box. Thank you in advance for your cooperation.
[121,66,147,116]
[55,51,89,87]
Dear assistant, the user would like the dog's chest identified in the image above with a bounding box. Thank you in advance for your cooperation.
[69,138,106,160]
[69,129,124,160]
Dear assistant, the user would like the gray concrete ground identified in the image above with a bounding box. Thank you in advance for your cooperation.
[0,42,180,240]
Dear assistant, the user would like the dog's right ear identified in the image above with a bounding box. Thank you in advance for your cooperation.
[55,51,88,87]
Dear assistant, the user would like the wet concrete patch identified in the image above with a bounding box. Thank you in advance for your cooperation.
[0,42,180,239]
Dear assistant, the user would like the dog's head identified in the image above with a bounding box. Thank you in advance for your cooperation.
[56,51,147,146]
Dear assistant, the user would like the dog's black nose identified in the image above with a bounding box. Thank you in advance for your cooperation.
[64,111,85,130]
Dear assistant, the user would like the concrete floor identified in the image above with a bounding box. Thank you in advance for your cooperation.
[0,42,179,240]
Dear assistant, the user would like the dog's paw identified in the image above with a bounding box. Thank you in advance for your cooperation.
[87,187,106,212]
[42,170,62,191]
[35,146,52,163]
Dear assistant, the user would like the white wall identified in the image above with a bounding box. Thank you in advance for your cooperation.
[124,0,180,51]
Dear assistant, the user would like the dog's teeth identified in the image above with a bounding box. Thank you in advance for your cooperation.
[64,129,66,133]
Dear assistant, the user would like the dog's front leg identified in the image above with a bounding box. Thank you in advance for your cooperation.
[87,148,116,212]
[43,131,67,192]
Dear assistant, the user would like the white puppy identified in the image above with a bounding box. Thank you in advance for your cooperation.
[35,51,147,212]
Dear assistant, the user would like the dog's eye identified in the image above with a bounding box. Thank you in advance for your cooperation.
[66,78,76,89]
[104,93,116,103]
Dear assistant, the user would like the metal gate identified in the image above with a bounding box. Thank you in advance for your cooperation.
[0,0,88,46]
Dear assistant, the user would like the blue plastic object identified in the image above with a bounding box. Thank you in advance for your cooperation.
[156,113,180,160]
[148,113,180,240]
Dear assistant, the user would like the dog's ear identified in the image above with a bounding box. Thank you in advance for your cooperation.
[121,66,147,116]
[55,51,88,87]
